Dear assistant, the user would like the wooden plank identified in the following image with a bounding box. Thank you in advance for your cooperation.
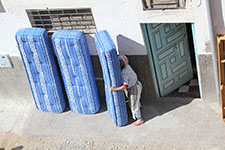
[220,42,224,83]
[220,43,225,120]
[217,38,222,85]
[217,35,225,40]
[217,35,225,46]
[217,35,225,41]
[217,35,225,121]
[222,88,225,119]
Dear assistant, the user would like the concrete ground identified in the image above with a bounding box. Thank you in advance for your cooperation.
[0,97,225,150]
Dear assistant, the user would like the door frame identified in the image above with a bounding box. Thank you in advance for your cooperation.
[191,23,202,98]
[141,23,202,98]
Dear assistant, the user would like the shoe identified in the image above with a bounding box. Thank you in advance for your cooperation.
[132,120,144,126]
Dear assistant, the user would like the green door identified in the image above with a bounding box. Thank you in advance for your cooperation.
[143,23,193,96]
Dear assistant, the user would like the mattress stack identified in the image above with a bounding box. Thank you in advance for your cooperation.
[16,27,128,127]
[52,30,100,114]
[15,28,66,113]
[95,30,128,126]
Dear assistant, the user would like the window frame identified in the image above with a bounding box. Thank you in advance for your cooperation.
[26,8,97,34]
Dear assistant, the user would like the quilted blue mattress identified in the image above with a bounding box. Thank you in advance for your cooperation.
[52,30,100,114]
[95,30,128,126]
[15,28,66,113]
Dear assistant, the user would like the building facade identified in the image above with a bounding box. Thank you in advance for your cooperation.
[0,0,222,106]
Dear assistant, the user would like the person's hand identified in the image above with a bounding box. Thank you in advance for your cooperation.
[109,86,114,91]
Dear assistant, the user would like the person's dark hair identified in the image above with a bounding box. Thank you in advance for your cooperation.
[119,58,125,70]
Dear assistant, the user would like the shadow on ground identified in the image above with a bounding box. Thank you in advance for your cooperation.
[0,146,23,150]
[126,97,194,125]
[11,146,23,150]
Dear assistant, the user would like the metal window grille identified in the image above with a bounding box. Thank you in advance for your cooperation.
[26,8,97,34]
[142,0,185,10]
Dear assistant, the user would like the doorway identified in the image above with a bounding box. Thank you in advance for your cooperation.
[141,23,200,98]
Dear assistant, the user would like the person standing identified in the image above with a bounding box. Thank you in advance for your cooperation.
[109,55,144,126]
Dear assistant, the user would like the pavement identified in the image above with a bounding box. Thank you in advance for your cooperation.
[0,96,225,150]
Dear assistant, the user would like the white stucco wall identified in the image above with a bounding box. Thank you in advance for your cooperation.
[0,0,220,103]
[0,0,213,56]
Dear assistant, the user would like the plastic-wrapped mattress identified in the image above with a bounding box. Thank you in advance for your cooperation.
[95,30,128,126]
[52,30,100,114]
[15,28,66,113]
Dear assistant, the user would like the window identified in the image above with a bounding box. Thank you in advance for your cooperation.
[142,0,185,10]
[26,8,97,34]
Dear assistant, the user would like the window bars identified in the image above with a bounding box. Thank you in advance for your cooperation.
[26,8,97,34]
[142,0,185,10]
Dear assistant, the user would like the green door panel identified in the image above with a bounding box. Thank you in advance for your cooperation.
[146,23,193,96]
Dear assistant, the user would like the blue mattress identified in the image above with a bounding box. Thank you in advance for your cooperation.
[15,28,66,113]
[52,30,100,114]
[95,30,128,126]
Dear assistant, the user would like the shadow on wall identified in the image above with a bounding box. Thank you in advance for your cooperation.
[0,0,6,13]
[84,34,106,108]
[211,0,225,34]
[117,34,146,55]
[85,34,98,55]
